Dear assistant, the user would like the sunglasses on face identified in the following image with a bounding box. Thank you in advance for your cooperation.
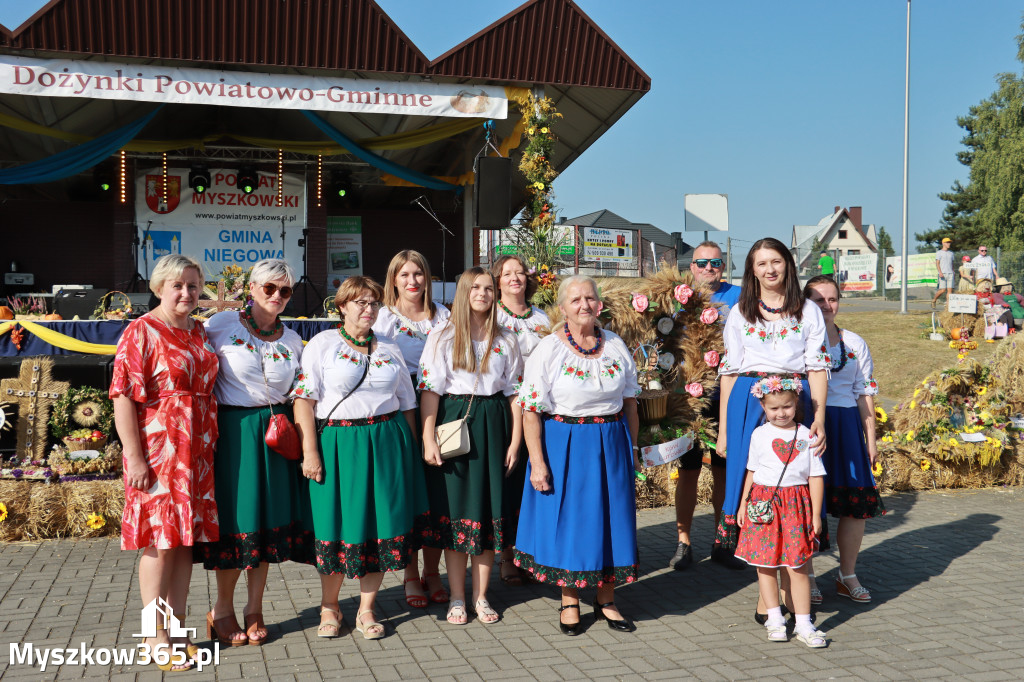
[693,258,724,269]
[979,249,988,253]
[260,283,293,299]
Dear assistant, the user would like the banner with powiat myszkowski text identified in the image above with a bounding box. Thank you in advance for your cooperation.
[134,167,306,280]
[0,56,508,118]
[837,253,877,292]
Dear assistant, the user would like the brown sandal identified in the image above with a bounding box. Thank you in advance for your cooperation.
[244,612,268,646]
[205,611,247,647]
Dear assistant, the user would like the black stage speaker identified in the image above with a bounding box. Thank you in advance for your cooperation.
[54,288,109,320]
[474,156,512,228]
[126,293,154,317]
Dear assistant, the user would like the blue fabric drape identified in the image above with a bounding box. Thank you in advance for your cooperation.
[0,107,163,185]
[301,111,462,192]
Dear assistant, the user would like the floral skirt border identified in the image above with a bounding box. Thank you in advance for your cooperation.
[422,515,507,555]
[314,513,430,578]
[827,486,887,519]
[714,514,740,551]
[195,522,314,570]
[513,550,638,589]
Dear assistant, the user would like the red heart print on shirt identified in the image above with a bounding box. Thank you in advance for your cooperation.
[772,438,798,463]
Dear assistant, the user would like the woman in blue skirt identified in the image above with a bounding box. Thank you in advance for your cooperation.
[716,238,830,586]
[515,275,641,636]
[804,276,886,604]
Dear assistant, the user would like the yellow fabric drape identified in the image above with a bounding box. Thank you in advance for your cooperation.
[0,320,118,355]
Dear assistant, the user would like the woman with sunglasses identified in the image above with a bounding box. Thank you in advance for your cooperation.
[196,259,306,647]
[292,276,427,640]
[372,250,451,609]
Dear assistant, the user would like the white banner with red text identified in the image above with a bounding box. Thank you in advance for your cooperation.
[0,56,507,118]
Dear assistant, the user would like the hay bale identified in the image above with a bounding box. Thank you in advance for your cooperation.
[0,481,33,541]
[25,483,73,539]
[65,481,123,538]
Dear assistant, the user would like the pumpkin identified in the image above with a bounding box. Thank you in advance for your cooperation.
[951,327,969,341]
[43,313,62,321]
[0,306,13,320]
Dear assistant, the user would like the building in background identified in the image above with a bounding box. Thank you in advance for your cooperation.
[792,206,877,274]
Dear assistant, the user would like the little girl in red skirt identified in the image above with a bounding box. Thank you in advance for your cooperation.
[735,376,828,648]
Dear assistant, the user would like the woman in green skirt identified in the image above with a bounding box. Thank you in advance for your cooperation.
[196,258,307,647]
[419,267,524,625]
[292,276,428,640]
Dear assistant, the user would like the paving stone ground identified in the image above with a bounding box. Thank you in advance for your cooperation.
[1,487,1022,681]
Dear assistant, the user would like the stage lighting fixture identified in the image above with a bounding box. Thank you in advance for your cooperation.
[189,164,211,194]
[237,166,259,194]
[95,164,114,192]
[331,171,351,198]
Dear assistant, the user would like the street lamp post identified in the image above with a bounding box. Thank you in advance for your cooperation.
[900,0,911,313]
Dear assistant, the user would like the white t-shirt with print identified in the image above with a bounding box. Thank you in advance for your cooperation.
[206,311,304,407]
[517,331,641,417]
[371,303,451,374]
[416,325,524,397]
[718,299,830,375]
[747,423,826,487]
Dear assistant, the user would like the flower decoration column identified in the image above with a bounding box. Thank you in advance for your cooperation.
[510,91,563,270]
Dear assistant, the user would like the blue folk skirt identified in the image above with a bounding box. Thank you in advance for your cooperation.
[823,405,886,519]
[514,414,638,588]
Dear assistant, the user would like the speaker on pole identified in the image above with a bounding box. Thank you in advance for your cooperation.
[473,156,512,228]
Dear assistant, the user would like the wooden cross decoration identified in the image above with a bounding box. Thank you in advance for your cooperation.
[200,281,244,313]
[0,357,70,462]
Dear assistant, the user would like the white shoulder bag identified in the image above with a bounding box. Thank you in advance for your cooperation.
[435,371,480,459]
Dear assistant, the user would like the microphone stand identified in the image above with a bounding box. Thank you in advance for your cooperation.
[411,195,453,302]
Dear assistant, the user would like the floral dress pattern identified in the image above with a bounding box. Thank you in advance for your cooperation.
[110,314,220,550]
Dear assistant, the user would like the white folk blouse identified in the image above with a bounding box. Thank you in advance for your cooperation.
[496,305,551,359]
[825,329,879,409]
[416,326,523,397]
[747,423,826,487]
[718,299,830,376]
[371,303,451,375]
[517,331,641,417]
[206,311,304,408]
[289,331,416,420]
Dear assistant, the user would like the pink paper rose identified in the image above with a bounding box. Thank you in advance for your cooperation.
[704,350,720,367]
[673,284,693,305]
[685,382,704,397]
[700,307,719,324]
[631,292,649,313]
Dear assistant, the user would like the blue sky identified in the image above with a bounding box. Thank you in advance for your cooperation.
[1,1,1021,255]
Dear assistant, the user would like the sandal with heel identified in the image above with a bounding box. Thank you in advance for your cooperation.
[205,611,248,647]
[355,609,386,640]
[836,573,871,603]
[243,612,268,646]
[421,572,449,604]
[404,577,428,609]
[150,625,195,672]
[317,605,342,639]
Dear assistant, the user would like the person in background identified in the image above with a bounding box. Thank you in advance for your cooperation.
[817,251,835,279]
[515,275,641,636]
[932,238,955,309]
[957,256,975,293]
[491,254,551,586]
[110,254,219,671]
[970,245,998,283]
[670,241,739,571]
[197,259,306,647]
[372,250,451,609]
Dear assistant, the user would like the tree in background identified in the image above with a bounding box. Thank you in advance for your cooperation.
[928,23,1024,250]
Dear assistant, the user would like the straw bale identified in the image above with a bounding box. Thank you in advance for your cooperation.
[0,481,33,541]
[65,481,123,537]
[25,483,74,539]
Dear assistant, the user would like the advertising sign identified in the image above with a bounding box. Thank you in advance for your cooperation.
[837,253,877,292]
[684,193,729,232]
[884,254,939,287]
[135,167,306,279]
[326,217,363,291]
[0,55,507,118]
[582,227,634,261]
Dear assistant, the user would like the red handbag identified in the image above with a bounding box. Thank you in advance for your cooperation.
[265,412,301,460]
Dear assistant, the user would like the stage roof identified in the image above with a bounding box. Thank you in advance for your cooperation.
[0,0,650,208]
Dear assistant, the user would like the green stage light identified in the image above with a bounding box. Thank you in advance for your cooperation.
[237,166,258,195]
[189,164,211,194]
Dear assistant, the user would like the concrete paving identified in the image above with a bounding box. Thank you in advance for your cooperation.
[1,487,1022,680]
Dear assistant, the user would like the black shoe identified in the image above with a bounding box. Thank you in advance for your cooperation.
[668,542,693,571]
[593,600,634,632]
[558,604,581,636]
[754,605,790,625]
[710,546,747,570]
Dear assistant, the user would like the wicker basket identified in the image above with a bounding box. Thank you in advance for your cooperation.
[93,291,132,320]
[637,391,668,425]
[62,436,108,452]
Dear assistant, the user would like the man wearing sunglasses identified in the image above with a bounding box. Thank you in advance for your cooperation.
[970,245,998,284]
[669,241,742,571]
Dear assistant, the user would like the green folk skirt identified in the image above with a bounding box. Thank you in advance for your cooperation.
[423,393,514,555]
[195,404,314,570]
[308,412,430,578]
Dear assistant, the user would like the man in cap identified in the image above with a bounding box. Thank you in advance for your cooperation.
[931,238,955,309]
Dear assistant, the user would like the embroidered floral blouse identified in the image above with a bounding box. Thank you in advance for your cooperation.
[718,299,830,376]
[517,331,641,417]
[205,311,304,408]
[825,329,879,409]
[289,331,416,420]
[416,326,523,397]
[496,305,551,359]
[371,303,451,375]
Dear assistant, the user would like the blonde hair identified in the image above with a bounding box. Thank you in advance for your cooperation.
[383,250,436,318]
[249,259,295,287]
[334,276,384,318]
[556,274,600,308]
[436,267,499,374]
[149,255,204,295]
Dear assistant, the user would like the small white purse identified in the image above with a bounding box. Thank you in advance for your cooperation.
[434,372,479,460]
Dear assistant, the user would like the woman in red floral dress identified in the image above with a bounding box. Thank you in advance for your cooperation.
[110,255,219,671]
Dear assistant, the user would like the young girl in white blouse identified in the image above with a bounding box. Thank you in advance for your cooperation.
[716,238,830,571]
[735,377,827,648]
[491,254,551,586]
[804,276,885,605]
[419,267,523,626]
[371,250,451,609]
